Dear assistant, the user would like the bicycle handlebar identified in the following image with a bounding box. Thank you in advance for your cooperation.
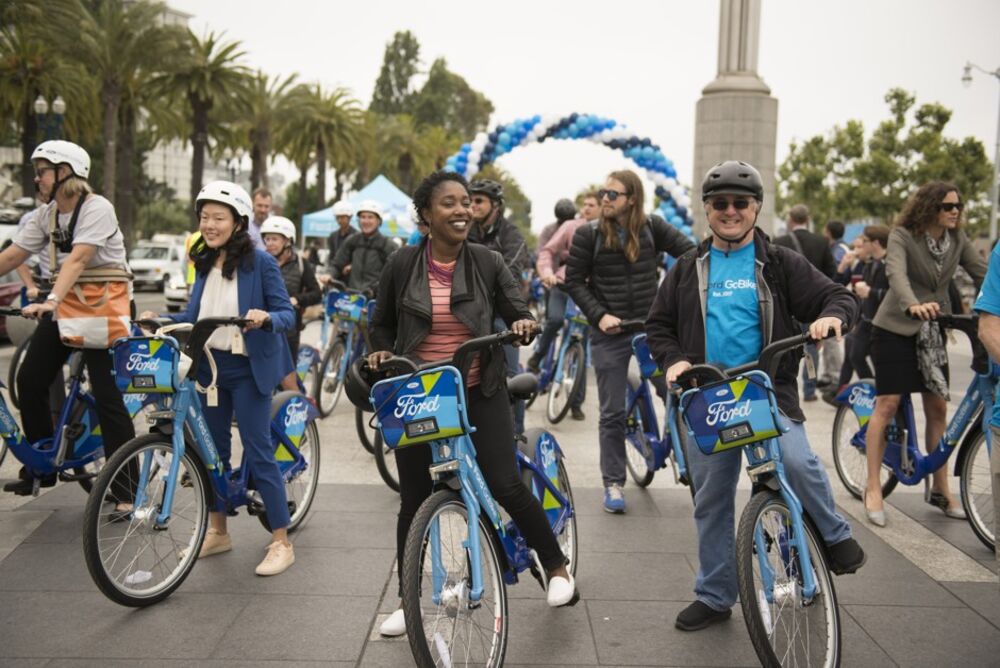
[372,330,533,381]
[615,319,646,335]
[905,311,988,374]
[676,331,827,390]
[0,306,22,317]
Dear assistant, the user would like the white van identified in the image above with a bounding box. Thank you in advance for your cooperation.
[129,240,185,291]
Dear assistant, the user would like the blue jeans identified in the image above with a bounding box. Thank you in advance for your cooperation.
[494,317,525,435]
[686,420,852,611]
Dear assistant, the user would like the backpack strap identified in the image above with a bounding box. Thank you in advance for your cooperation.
[591,217,656,264]
[48,193,88,273]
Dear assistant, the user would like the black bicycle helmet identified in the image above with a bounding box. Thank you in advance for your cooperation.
[554,198,577,222]
[468,179,504,202]
[701,160,764,202]
[345,357,378,411]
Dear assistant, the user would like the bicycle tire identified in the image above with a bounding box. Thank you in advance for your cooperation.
[372,432,399,493]
[736,490,841,668]
[82,433,209,607]
[671,411,696,501]
[555,457,578,576]
[958,428,995,552]
[831,402,897,501]
[625,397,655,487]
[546,341,584,424]
[402,490,508,667]
[258,418,321,533]
[355,406,377,455]
[315,340,346,417]
[7,336,29,410]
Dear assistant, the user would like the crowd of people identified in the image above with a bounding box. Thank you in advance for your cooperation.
[4,137,998,641]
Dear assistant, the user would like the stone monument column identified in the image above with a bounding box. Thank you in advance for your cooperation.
[692,0,779,236]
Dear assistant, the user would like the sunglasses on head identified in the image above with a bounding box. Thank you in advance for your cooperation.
[709,197,752,211]
[598,188,628,202]
[938,202,964,212]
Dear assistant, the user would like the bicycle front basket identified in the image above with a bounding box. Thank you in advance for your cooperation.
[325,290,367,322]
[680,370,785,455]
[631,334,663,379]
[110,335,182,394]
[370,365,470,449]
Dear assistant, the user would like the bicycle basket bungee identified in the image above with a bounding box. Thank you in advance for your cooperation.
[631,334,663,379]
[325,290,366,322]
[370,366,470,448]
[110,335,182,393]
[680,370,787,455]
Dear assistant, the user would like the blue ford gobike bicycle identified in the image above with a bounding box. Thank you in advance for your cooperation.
[0,306,157,496]
[315,279,372,417]
[367,331,578,667]
[81,317,321,607]
[617,320,693,494]
[526,297,589,424]
[677,333,842,668]
[830,313,996,550]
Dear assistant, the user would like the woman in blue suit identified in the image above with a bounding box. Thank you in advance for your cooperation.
[140,181,297,576]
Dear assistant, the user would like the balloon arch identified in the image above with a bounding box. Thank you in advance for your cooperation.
[444,113,694,238]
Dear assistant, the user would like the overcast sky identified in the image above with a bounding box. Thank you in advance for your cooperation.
[170,0,1000,231]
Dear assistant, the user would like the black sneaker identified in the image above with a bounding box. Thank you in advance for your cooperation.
[675,601,732,631]
[570,406,585,421]
[827,537,866,575]
[3,474,57,496]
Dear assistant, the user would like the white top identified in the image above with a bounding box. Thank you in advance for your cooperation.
[199,266,245,354]
[14,195,128,270]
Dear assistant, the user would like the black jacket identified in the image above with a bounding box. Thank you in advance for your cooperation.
[773,228,837,279]
[279,251,321,331]
[370,240,533,398]
[646,229,858,421]
[468,214,529,278]
[564,216,695,325]
[327,226,357,258]
[330,231,396,293]
[861,257,888,322]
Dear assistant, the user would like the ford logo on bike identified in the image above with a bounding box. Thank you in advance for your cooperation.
[284,399,310,429]
[394,391,440,419]
[714,388,729,397]
[848,386,875,410]
[126,352,160,373]
[706,398,752,426]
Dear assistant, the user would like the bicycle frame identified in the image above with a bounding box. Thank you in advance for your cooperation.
[537,304,589,393]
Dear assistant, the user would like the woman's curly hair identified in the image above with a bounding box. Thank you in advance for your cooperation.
[189,203,256,278]
[896,181,962,237]
[412,170,469,225]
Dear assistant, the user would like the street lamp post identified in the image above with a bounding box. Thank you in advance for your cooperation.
[33,95,67,142]
[963,62,1000,242]
[222,147,245,183]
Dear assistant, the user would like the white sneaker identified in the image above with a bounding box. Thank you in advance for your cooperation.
[255,541,294,576]
[546,573,578,607]
[379,608,407,637]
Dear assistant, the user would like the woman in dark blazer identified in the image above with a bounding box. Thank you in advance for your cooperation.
[141,181,297,576]
[863,181,987,526]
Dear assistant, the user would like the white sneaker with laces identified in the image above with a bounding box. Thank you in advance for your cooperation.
[547,573,578,607]
[255,541,294,576]
[379,608,407,637]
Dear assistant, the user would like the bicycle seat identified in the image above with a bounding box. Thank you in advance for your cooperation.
[507,373,538,400]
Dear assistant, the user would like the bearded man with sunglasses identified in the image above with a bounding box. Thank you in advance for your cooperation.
[645,160,866,632]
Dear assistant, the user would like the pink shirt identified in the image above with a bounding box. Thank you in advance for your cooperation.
[411,261,481,386]
[536,218,589,282]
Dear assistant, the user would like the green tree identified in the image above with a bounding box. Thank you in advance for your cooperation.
[778,88,993,234]
[369,30,420,114]
[240,70,297,191]
[151,30,251,212]
[411,57,494,139]
[472,164,534,247]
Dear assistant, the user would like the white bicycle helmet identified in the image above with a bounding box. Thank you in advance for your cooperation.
[196,181,253,222]
[31,140,90,178]
[332,200,355,217]
[356,199,383,221]
[260,215,296,243]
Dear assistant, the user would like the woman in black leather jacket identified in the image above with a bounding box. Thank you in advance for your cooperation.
[368,171,576,638]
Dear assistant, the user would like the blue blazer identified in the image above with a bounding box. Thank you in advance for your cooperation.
[170,250,295,395]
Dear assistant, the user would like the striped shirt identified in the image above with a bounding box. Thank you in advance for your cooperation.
[411,261,480,386]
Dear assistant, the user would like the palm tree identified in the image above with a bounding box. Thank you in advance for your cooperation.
[151,30,250,209]
[368,113,435,194]
[240,70,297,191]
[75,0,185,205]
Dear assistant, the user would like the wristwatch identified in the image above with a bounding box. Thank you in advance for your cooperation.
[46,293,61,305]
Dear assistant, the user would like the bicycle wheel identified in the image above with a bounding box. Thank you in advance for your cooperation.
[555,457,578,576]
[315,340,346,417]
[736,491,841,668]
[671,411,696,501]
[402,490,508,667]
[959,428,995,551]
[373,433,399,493]
[355,406,377,455]
[831,403,897,500]
[82,433,209,607]
[7,336,30,410]
[546,341,584,424]
[625,397,655,487]
[284,419,321,531]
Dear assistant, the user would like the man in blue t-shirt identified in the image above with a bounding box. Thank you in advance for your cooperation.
[647,160,865,632]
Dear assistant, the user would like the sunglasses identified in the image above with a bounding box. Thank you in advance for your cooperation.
[34,166,55,178]
[710,197,752,211]
[938,202,965,213]
[598,189,628,202]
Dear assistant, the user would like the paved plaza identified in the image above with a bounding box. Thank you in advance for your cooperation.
[1,326,999,666]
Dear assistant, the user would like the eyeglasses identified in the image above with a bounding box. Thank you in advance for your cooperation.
[710,197,752,211]
[938,202,965,212]
[33,166,55,178]
[598,189,628,202]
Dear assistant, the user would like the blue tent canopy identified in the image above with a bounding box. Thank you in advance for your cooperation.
[301,174,414,240]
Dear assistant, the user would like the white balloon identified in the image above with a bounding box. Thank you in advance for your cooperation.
[678,194,691,208]
[467,151,481,166]
[663,178,678,191]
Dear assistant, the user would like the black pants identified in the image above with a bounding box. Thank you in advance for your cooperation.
[838,320,873,387]
[17,316,135,495]
[394,385,566,595]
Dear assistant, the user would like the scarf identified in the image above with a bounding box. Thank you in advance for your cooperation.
[916,230,952,399]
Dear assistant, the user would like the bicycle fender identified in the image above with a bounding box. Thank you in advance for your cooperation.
[836,379,876,427]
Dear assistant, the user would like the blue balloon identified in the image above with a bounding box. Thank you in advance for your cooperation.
[670,216,684,227]
[641,146,655,159]
[460,143,472,153]
[498,131,512,145]
[568,112,578,122]
[676,205,688,219]
[488,131,498,142]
